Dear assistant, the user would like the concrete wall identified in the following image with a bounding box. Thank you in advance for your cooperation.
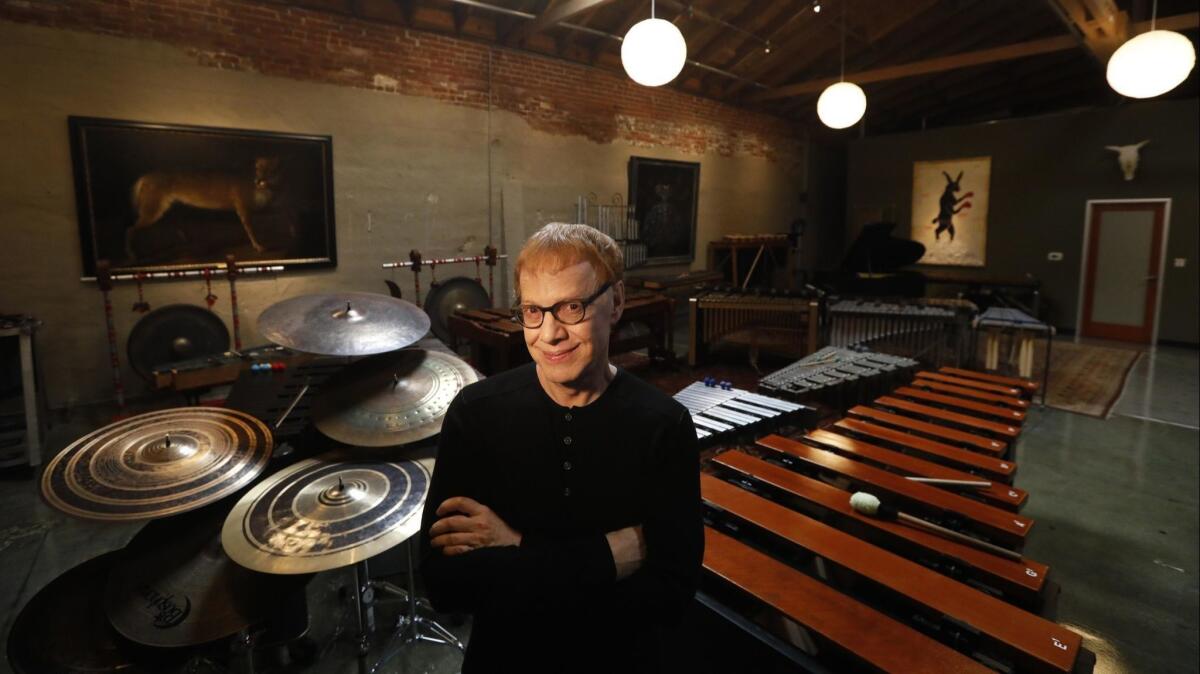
[0,18,806,408]
[846,98,1199,344]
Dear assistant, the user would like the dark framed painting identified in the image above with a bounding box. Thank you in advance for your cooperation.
[628,156,699,266]
[68,116,336,278]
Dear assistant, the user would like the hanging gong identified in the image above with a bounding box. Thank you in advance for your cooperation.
[126,304,230,381]
[423,277,490,344]
[221,452,432,574]
[41,407,273,521]
[312,348,479,448]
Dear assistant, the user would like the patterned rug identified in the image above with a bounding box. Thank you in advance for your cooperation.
[982,340,1142,418]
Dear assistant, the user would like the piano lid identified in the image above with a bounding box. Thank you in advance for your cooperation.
[842,222,926,273]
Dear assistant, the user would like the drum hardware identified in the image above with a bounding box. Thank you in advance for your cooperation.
[275,376,311,429]
[311,348,480,448]
[382,246,507,310]
[41,407,272,521]
[257,292,430,357]
[96,261,127,414]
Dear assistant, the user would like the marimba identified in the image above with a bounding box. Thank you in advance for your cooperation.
[696,366,1092,672]
[688,288,820,367]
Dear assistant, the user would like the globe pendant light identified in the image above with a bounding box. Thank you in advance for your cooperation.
[817,2,866,129]
[1107,28,1196,98]
[621,0,688,87]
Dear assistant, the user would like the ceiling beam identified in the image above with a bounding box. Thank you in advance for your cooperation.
[507,0,616,43]
[1046,0,1128,63]
[748,11,1199,102]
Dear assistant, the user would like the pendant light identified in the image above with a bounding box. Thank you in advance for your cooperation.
[621,0,688,87]
[1107,0,1196,99]
[817,2,866,129]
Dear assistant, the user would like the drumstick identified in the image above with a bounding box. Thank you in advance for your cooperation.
[275,378,310,429]
[904,476,992,489]
[849,491,1022,562]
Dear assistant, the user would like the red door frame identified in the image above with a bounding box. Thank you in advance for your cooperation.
[1081,202,1165,343]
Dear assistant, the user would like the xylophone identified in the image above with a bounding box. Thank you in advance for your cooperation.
[688,288,820,367]
[697,365,1095,673]
[673,378,816,445]
[758,346,920,409]
[826,297,976,368]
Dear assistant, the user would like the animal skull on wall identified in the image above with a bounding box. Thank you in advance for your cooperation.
[1105,140,1149,181]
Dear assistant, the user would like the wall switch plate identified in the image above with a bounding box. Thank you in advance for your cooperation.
[1047,251,1064,261]
[1174,258,1187,268]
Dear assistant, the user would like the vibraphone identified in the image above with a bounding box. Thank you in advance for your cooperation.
[688,288,820,367]
[758,346,920,409]
[673,379,816,445]
[826,298,976,368]
[698,365,1094,673]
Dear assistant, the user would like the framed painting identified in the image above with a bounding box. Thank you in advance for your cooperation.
[68,116,337,277]
[628,156,699,266]
[910,156,990,267]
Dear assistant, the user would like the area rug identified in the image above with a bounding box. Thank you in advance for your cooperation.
[981,340,1142,418]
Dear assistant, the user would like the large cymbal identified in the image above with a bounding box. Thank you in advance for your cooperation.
[257,292,430,356]
[106,506,310,648]
[6,552,189,673]
[41,407,272,521]
[312,348,479,447]
[222,452,431,574]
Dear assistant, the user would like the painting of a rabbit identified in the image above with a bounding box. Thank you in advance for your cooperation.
[910,156,990,267]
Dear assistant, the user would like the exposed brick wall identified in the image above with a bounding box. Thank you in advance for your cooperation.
[1,0,802,161]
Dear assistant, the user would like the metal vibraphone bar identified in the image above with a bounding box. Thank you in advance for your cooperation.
[673,380,815,445]
[826,298,975,368]
[758,346,920,410]
[688,289,821,367]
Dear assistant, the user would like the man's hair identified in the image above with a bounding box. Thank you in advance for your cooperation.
[514,223,624,300]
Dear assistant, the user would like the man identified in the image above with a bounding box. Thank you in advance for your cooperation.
[419,223,703,673]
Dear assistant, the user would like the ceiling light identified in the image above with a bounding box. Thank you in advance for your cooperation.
[813,1,821,14]
[621,1,688,87]
[817,81,867,128]
[1107,30,1196,98]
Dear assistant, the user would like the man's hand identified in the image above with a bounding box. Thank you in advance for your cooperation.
[429,496,522,556]
[606,525,646,581]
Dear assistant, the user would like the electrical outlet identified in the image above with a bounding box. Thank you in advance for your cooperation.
[1174,258,1187,268]
[1047,251,1063,261]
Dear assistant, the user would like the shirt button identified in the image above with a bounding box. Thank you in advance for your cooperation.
[565,412,573,422]
[563,461,572,471]
[563,436,573,445]
[563,487,571,497]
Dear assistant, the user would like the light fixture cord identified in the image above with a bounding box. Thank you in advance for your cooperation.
[651,0,655,20]
[839,0,846,82]
[1151,0,1157,30]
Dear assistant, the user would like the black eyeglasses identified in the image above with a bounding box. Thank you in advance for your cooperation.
[512,281,613,329]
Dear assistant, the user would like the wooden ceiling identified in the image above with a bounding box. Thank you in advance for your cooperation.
[268,0,1200,133]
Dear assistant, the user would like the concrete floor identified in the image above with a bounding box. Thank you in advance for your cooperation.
[1,333,1197,673]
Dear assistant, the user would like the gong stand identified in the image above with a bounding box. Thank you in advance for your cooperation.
[350,541,465,674]
[382,246,507,308]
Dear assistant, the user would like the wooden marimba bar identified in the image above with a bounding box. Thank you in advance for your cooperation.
[698,365,1094,673]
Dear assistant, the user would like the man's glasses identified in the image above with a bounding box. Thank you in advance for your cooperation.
[512,281,613,329]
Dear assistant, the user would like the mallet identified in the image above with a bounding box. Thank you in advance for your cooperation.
[850,491,1022,562]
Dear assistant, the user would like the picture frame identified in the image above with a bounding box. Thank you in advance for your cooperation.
[910,156,991,267]
[628,156,699,266]
[68,116,337,278]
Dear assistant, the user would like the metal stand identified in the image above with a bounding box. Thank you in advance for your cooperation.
[351,540,465,674]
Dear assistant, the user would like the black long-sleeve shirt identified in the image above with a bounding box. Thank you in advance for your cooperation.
[419,363,704,674]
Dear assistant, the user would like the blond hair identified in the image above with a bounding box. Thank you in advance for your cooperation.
[514,223,623,300]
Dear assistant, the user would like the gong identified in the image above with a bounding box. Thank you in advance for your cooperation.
[312,348,479,447]
[423,277,490,344]
[41,407,273,521]
[127,304,230,381]
[221,452,432,575]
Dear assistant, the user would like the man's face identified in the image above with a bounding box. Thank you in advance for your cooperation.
[519,260,622,388]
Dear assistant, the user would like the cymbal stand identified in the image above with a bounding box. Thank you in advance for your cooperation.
[351,540,465,674]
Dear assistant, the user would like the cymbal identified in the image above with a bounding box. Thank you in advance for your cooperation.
[41,407,273,522]
[222,452,432,574]
[312,348,479,447]
[106,505,310,648]
[7,552,188,673]
[257,292,430,356]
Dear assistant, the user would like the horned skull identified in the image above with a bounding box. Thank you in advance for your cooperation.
[1105,140,1149,181]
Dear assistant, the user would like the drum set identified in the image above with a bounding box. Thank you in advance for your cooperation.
[15,292,480,673]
